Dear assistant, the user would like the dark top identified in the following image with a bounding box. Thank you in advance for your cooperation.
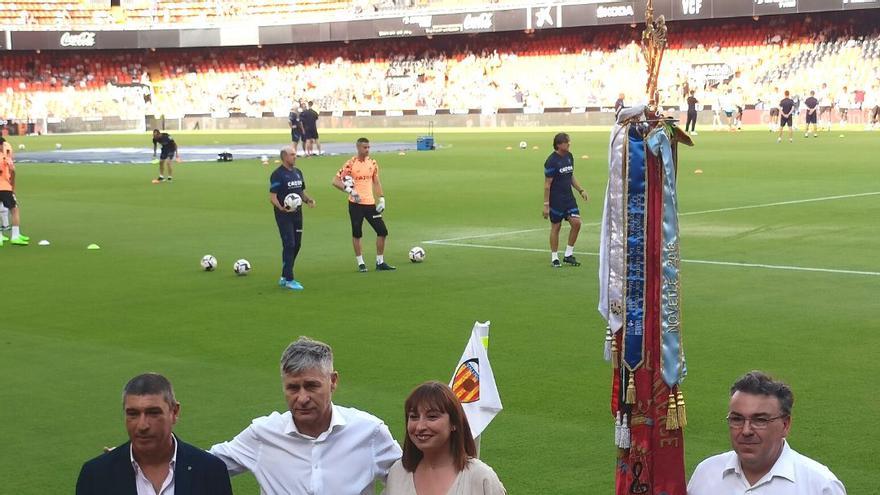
[544,151,576,204]
[270,165,306,212]
[300,108,318,130]
[780,98,795,115]
[687,96,698,112]
[288,111,302,128]
[152,133,175,148]
[804,96,819,110]
[76,438,232,495]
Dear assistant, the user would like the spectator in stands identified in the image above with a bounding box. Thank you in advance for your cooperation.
[688,371,845,495]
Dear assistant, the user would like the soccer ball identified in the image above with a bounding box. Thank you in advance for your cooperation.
[283,193,303,211]
[519,141,527,149]
[18,144,25,150]
[260,154,269,164]
[233,259,251,276]
[408,246,426,263]
[55,143,62,149]
[200,255,218,271]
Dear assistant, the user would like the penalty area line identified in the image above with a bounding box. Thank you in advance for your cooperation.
[425,241,880,277]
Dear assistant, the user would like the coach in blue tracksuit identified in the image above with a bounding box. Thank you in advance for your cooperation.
[269,145,316,291]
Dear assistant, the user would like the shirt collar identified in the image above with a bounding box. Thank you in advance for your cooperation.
[723,440,795,484]
[130,433,178,471]
[285,403,347,440]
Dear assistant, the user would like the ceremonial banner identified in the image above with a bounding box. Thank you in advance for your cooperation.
[598,3,690,493]
[450,321,502,438]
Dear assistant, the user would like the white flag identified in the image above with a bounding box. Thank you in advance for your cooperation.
[449,321,502,438]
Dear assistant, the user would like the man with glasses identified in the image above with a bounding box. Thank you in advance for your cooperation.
[687,370,845,494]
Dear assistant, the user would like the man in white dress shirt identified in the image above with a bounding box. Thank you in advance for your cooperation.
[688,370,846,495]
[210,336,402,494]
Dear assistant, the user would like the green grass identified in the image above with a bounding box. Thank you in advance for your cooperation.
[2,129,878,494]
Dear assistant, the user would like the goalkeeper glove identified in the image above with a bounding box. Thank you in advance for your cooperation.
[376,196,386,213]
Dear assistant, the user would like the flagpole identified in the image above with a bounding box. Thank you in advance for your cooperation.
[473,323,490,459]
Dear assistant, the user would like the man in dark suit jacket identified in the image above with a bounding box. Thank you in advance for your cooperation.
[76,373,232,495]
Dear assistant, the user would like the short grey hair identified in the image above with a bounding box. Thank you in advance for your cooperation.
[122,373,176,409]
[281,336,334,375]
[730,370,794,417]
[280,145,295,160]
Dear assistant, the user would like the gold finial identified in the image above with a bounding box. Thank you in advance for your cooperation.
[641,0,668,111]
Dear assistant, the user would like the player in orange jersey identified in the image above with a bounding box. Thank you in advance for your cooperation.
[332,137,395,272]
[0,137,29,246]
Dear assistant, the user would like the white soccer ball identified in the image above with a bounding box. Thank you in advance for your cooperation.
[233,259,251,276]
[519,141,528,149]
[18,144,25,150]
[260,154,268,164]
[408,246,426,263]
[200,254,218,271]
[283,193,303,211]
[55,143,62,149]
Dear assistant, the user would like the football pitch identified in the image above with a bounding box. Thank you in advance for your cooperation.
[2,128,877,494]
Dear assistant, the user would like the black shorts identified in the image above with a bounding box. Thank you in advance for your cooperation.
[805,112,817,124]
[549,200,580,224]
[291,128,302,142]
[0,190,16,209]
[780,115,793,128]
[304,128,319,140]
[348,202,388,238]
[160,144,177,160]
[769,108,780,117]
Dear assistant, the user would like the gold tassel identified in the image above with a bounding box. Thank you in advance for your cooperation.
[676,390,688,428]
[611,340,619,368]
[665,393,679,430]
[625,373,636,404]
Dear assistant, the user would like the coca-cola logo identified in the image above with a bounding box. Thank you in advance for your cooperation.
[60,32,97,47]
[462,13,493,31]
[597,5,634,18]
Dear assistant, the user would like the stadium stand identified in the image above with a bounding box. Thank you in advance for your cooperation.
[0,0,474,29]
[1,12,878,125]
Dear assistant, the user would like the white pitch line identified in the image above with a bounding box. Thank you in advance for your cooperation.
[424,228,545,244]
[422,191,880,244]
[426,242,880,276]
[680,191,880,217]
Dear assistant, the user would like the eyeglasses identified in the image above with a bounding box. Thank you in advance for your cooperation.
[726,414,787,429]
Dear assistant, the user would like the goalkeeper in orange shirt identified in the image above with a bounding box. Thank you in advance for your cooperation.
[0,137,29,246]
[332,137,395,272]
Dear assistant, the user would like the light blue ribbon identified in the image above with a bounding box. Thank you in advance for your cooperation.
[647,127,687,387]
